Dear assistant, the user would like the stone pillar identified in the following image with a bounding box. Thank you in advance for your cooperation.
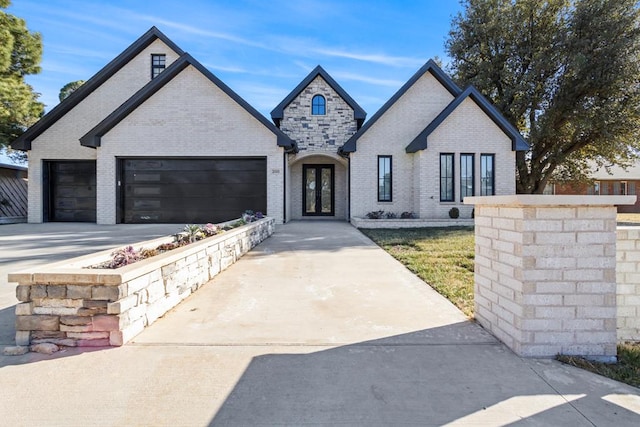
[465,195,636,361]
[617,226,640,342]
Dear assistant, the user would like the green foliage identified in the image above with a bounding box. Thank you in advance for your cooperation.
[58,80,84,102]
[558,342,640,388]
[446,0,640,193]
[0,0,44,149]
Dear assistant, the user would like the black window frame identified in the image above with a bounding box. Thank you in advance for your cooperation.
[460,153,475,202]
[480,153,495,196]
[377,155,392,202]
[151,54,166,79]
[311,94,326,115]
[440,153,455,202]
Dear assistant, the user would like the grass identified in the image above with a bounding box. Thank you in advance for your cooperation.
[361,227,475,317]
[362,225,640,389]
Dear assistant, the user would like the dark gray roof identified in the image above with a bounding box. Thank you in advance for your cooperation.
[340,59,462,154]
[0,163,27,171]
[270,65,366,128]
[405,85,530,153]
[12,27,184,151]
[80,53,295,150]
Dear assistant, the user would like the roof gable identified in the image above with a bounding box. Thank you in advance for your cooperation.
[79,53,295,150]
[270,65,366,127]
[405,85,530,153]
[340,59,461,154]
[12,27,184,151]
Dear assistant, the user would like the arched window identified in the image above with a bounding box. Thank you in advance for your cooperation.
[312,95,326,115]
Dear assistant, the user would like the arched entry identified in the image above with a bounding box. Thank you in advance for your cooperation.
[288,153,347,220]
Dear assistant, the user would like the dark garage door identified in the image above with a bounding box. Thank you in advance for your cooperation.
[45,161,97,222]
[120,158,267,223]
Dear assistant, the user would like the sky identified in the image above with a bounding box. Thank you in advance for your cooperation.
[1,0,464,165]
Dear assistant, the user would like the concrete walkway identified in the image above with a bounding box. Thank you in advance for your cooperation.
[1,221,639,426]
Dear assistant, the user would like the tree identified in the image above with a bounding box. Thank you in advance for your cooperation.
[0,0,44,154]
[446,0,640,193]
[59,80,84,102]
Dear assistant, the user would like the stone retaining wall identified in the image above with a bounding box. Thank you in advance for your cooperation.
[617,226,640,342]
[9,218,274,348]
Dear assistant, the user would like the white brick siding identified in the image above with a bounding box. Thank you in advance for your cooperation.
[27,39,181,223]
[98,66,284,224]
[617,226,640,342]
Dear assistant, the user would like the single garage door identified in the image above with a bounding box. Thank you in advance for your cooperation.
[120,158,267,224]
[44,160,97,222]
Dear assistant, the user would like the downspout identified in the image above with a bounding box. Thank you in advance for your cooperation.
[347,155,351,222]
[283,151,287,223]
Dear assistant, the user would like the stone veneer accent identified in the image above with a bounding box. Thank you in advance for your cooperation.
[280,75,358,152]
[617,226,640,342]
[466,195,636,360]
[9,218,274,348]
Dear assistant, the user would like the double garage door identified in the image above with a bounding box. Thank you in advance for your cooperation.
[45,158,267,223]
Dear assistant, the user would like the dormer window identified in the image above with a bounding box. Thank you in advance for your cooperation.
[312,95,326,115]
[151,54,166,79]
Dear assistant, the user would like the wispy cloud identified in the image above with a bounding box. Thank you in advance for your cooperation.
[313,48,425,68]
[331,71,404,87]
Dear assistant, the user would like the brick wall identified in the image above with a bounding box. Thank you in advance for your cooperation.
[467,195,635,360]
[617,226,640,342]
[27,39,181,223]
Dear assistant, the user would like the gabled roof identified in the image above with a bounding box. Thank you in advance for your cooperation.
[340,59,461,154]
[270,65,366,128]
[12,27,184,151]
[405,85,530,153]
[80,53,295,150]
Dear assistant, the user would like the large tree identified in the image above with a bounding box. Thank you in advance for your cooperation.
[59,80,84,102]
[446,0,640,193]
[0,0,44,156]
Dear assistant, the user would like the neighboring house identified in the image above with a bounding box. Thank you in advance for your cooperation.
[11,27,528,225]
[0,163,28,224]
[550,162,640,213]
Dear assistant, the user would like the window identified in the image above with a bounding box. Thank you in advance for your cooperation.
[460,154,474,201]
[543,183,555,195]
[151,54,166,79]
[480,154,495,196]
[378,156,392,202]
[440,153,454,202]
[593,181,601,195]
[620,181,628,195]
[312,95,326,115]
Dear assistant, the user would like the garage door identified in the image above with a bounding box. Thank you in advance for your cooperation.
[45,161,97,222]
[120,158,267,224]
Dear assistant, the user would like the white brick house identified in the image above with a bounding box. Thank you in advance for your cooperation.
[12,27,528,225]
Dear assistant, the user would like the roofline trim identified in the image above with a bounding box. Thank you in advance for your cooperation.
[341,59,462,153]
[79,53,295,150]
[405,85,530,153]
[11,26,184,151]
[270,65,366,125]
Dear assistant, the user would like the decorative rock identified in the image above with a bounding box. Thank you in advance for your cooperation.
[31,331,65,340]
[15,315,59,331]
[3,346,29,356]
[92,315,119,332]
[15,331,30,346]
[30,285,47,299]
[15,302,33,316]
[47,285,66,298]
[66,285,93,299]
[60,315,92,326]
[91,286,121,301]
[15,285,30,302]
[31,338,77,347]
[31,343,59,354]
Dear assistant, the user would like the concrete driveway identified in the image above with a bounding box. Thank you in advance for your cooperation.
[1,221,639,426]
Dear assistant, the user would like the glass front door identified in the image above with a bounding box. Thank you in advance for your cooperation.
[303,164,334,216]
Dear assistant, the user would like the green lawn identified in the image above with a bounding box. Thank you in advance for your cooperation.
[362,226,640,389]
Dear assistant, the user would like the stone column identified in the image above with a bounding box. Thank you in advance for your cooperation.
[465,195,636,361]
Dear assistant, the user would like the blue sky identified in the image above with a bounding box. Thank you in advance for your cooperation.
[2,0,463,164]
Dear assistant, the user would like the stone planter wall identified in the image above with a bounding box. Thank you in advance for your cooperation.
[9,217,274,348]
[617,226,640,342]
[351,217,474,229]
[465,195,636,361]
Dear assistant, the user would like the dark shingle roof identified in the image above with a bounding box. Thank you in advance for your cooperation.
[340,59,461,154]
[12,27,184,151]
[270,65,366,128]
[80,53,295,150]
[405,85,530,153]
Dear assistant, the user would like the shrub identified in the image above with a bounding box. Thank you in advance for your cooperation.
[400,211,417,219]
[366,210,385,219]
[108,246,142,268]
[385,211,397,219]
[449,207,460,219]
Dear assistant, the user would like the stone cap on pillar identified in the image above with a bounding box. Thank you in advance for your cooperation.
[464,195,637,206]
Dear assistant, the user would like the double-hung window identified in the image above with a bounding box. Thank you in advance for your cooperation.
[480,154,495,196]
[460,154,474,201]
[151,54,166,79]
[440,153,454,202]
[378,156,392,202]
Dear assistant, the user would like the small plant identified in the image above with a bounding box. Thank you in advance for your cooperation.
[202,223,220,237]
[449,207,460,219]
[184,224,204,243]
[385,211,397,219]
[366,210,385,219]
[400,211,417,219]
[108,246,142,268]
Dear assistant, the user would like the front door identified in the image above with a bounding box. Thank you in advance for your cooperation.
[303,164,334,216]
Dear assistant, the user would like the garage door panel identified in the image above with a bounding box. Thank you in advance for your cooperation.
[46,161,96,222]
[121,158,267,224]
